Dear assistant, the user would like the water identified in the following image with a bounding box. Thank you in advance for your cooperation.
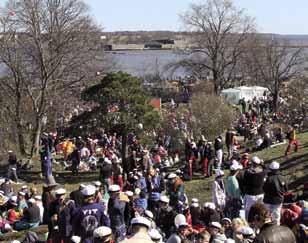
[106,49,189,78]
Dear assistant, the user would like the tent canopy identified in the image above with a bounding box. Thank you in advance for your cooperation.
[221,86,269,104]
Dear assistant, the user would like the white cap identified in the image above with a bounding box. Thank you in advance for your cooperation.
[94,181,102,187]
[191,202,199,208]
[55,188,66,195]
[159,195,170,203]
[251,156,261,165]
[80,184,86,189]
[21,185,28,189]
[174,214,188,228]
[216,170,224,177]
[108,184,120,192]
[28,198,36,204]
[18,191,26,196]
[71,236,81,243]
[240,226,254,236]
[204,202,216,210]
[104,157,112,164]
[8,150,13,153]
[217,138,222,142]
[131,217,151,228]
[209,222,222,229]
[134,188,141,195]
[168,173,177,179]
[11,168,16,171]
[224,239,235,243]
[149,229,162,241]
[269,161,280,170]
[230,164,240,171]
[144,210,154,219]
[93,226,112,239]
[34,195,42,201]
[125,191,134,197]
[231,160,239,166]
[82,185,96,196]
[191,198,199,203]
[9,241,20,243]
[10,195,17,203]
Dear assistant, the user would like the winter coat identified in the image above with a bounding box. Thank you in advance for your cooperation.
[253,223,296,243]
[263,171,287,205]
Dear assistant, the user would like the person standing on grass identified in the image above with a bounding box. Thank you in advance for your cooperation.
[285,124,299,156]
[7,150,18,183]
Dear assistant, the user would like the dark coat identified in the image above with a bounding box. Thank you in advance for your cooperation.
[253,223,296,243]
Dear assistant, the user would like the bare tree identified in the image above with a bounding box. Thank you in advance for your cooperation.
[0,0,105,156]
[246,37,304,110]
[175,0,255,94]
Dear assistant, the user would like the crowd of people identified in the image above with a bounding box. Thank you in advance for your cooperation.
[0,95,307,243]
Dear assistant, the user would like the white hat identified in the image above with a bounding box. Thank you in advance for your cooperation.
[28,198,36,204]
[230,164,240,171]
[134,188,141,195]
[174,214,188,228]
[21,185,28,189]
[8,150,13,153]
[216,170,224,177]
[93,226,112,239]
[168,173,176,179]
[240,226,254,236]
[71,236,81,243]
[216,138,222,142]
[191,198,199,203]
[9,241,20,243]
[251,156,261,165]
[269,161,280,170]
[144,210,154,219]
[11,168,16,171]
[148,228,162,241]
[204,202,216,210]
[104,157,112,164]
[191,202,199,208]
[10,195,17,203]
[224,239,235,243]
[131,217,151,228]
[5,223,12,231]
[125,191,134,197]
[34,195,42,201]
[94,181,102,187]
[82,185,96,196]
[79,184,86,189]
[209,222,222,229]
[108,184,120,192]
[18,191,25,196]
[159,195,170,203]
[55,188,66,195]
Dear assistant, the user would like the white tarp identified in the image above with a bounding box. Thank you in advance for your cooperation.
[221,86,269,104]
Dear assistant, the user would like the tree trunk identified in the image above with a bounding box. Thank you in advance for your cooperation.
[31,117,42,158]
[121,131,128,175]
[16,122,26,155]
[273,91,279,112]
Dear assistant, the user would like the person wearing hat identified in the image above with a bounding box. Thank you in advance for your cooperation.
[70,147,81,175]
[72,185,110,243]
[166,214,190,243]
[34,195,44,223]
[99,157,113,195]
[93,226,113,243]
[242,156,266,220]
[48,188,67,242]
[248,203,296,243]
[42,175,58,224]
[239,226,255,243]
[212,170,226,212]
[149,228,163,243]
[107,184,126,242]
[240,153,249,169]
[17,191,28,212]
[225,128,236,160]
[143,210,157,229]
[0,178,13,197]
[263,161,287,225]
[214,136,223,170]
[7,196,19,223]
[120,217,152,243]
[7,150,18,183]
[208,222,227,243]
[156,195,177,238]
[190,200,202,227]
[200,203,221,227]
[225,163,242,218]
[221,218,233,239]
[147,167,165,213]
[166,173,185,210]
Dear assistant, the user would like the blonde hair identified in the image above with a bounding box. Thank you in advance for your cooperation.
[232,218,248,230]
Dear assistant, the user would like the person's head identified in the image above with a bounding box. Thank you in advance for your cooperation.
[108,184,120,199]
[18,191,25,201]
[82,185,96,204]
[208,222,222,236]
[148,229,163,243]
[167,173,177,184]
[55,188,66,203]
[215,170,224,180]
[28,198,36,207]
[130,217,151,234]
[174,214,189,237]
[248,203,272,229]
[196,230,211,243]
[221,218,232,229]
[232,218,247,231]
[94,181,102,191]
[269,161,280,172]
[240,226,255,239]
[159,195,170,209]
[30,186,37,195]
[93,226,112,243]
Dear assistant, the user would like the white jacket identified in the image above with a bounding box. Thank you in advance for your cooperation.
[212,179,226,209]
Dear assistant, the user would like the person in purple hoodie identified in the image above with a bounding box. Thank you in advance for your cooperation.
[72,185,110,243]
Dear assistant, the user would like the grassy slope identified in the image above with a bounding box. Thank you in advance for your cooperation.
[1,132,308,242]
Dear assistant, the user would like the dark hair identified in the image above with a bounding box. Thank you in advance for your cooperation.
[248,203,271,223]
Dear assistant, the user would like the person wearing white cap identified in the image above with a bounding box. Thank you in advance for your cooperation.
[17,191,28,211]
[166,214,190,243]
[120,217,152,243]
[149,228,163,243]
[143,210,157,229]
[69,184,85,207]
[225,163,242,218]
[243,156,266,220]
[208,222,227,243]
[72,185,110,243]
[93,226,112,243]
[212,170,226,212]
[263,161,287,225]
[166,172,185,209]
[240,226,255,242]
[107,184,126,242]
[34,195,44,223]
[100,157,113,196]
[201,203,220,227]
[157,195,176,238]
[147,167,165,213]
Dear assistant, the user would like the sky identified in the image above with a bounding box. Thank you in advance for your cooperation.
[85,0,308,35]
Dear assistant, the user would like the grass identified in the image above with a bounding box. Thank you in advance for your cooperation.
[1,132,308,242]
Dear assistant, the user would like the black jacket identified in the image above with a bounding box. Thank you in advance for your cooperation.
[243,167,266,195]
[263,171,287,205]
[253,223,296,243]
